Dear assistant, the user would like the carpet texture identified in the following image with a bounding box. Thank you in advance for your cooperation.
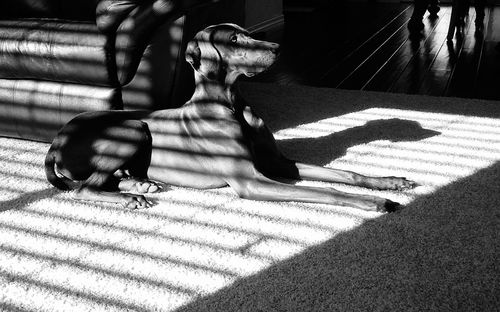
[1,82,499,311]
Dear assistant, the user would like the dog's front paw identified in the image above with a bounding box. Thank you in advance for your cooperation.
[123,194,153,209]
[377,199,403,213]
[375,177,417,191]
[356,196,403,213]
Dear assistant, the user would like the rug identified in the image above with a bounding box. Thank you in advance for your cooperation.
[1,82,499,311]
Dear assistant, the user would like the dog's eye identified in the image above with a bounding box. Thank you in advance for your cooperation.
[230,35,237,44]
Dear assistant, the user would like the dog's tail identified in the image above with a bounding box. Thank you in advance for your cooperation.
[44,141,74,191]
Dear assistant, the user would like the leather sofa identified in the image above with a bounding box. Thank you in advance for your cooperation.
[0,0,244,142]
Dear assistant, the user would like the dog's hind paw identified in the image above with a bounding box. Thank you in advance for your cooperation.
[119,178,162,194]
[373,177,417,191]
[136,181,161,193]
[393,178,417,191]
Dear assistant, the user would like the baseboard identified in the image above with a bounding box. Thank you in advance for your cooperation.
[247,14,284,34]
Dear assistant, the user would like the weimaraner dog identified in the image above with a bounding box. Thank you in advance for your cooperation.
[45,23,416,212]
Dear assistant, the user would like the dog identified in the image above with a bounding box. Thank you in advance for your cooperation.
[45,23,416,212]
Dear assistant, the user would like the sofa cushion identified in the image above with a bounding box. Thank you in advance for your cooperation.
[0,19,117,86]
[0,79,121,142]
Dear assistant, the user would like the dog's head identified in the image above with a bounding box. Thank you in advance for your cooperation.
[185,23,280,82]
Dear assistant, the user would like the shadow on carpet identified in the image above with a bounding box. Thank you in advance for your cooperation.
[0,188,59,213]
[278,118,440,165]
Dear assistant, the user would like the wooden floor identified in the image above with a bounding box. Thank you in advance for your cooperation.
[254,2,500,101]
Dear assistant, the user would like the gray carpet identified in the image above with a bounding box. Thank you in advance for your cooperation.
[1,82,499,311]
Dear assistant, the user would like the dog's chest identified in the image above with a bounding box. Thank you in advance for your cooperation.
[143,106,250,184]
[146,105,244,148]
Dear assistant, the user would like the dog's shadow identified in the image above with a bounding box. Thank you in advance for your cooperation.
[277,118,441,166]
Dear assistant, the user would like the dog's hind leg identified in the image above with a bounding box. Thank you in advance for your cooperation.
[74,165,153,209]
[115,128,162,194]
[74,120,155,208]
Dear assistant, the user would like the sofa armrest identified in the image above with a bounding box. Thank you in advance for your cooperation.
[96,0,218,34]
[96,0,218,86]
[96,0,140,34]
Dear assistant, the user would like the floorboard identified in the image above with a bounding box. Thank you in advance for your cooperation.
[446,8,488,98]
[475,6,500,100]
[418,8,476,96]
[337,9,412,90]
[255,2,500,101]
[390,9,452,94]
[365,10,447,92]
[318,5,412,88]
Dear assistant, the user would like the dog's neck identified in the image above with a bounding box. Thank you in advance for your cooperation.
[189,72,241,109]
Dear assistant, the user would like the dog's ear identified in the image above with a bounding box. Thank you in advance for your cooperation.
[185,31,222,81]
[185,40,201,71]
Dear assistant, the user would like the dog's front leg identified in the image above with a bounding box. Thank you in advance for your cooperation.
[227,175,400,212]
[293,162,416,191]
